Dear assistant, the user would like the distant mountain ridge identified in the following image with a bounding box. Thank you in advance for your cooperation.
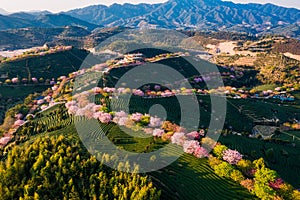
[64,3,160,26]
[65,0,300,37]
[0,0,300,38]
[0,13,99,31]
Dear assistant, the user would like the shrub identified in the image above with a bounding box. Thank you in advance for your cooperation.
[269,178,284,190]
[208,156,222,169]
[253,158,265,169]
[139,115,150,126]
[214,162,234,178]
[276,183,294,200]
[161,121,178,132]
[230,169,245,182]
[253,183,276,200]
[292,190,300,200]
[213,144,228,159]
[255,167,277,185]
[254,167,278,199]
[201,137,217,149]
[240,179,255,192]
[237,159,253,176]
[161,132,174,142]
[4,79,11,84]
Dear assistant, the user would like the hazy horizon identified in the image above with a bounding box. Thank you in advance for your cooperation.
[0,0,299,13]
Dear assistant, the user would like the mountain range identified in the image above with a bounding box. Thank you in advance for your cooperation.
[65,0,300,29]
[0,13,99,31]
[1,0,300,38]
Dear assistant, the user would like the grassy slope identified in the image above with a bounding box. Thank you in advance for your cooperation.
[11,103,254,200]
[0,85,50,97]
[0,85,50,123]
[0,48,95,81]
[47,126,255,200]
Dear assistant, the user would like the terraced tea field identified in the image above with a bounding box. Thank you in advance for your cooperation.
[27,118,255,200]
[109,95,300,133]
[8,101,255,199]
[150,154,255,200]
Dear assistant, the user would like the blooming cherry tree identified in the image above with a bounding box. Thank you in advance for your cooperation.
[186,131,201,140]
[133,89,144,97]
[98,112,112,124]
[149,116,163,128]
[14,120,25,127]
[194,146,209,158]
[183,140,199,154]
[171,132,186,146]
[130,113,143,122]
[223,149,243,165]
[152,129,164,137]
[12,77,19,84]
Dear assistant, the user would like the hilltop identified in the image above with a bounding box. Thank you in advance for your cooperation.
[0,26,125,50]
[0,13,100,31]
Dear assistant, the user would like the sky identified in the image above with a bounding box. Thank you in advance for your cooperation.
[0,0,299,13]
